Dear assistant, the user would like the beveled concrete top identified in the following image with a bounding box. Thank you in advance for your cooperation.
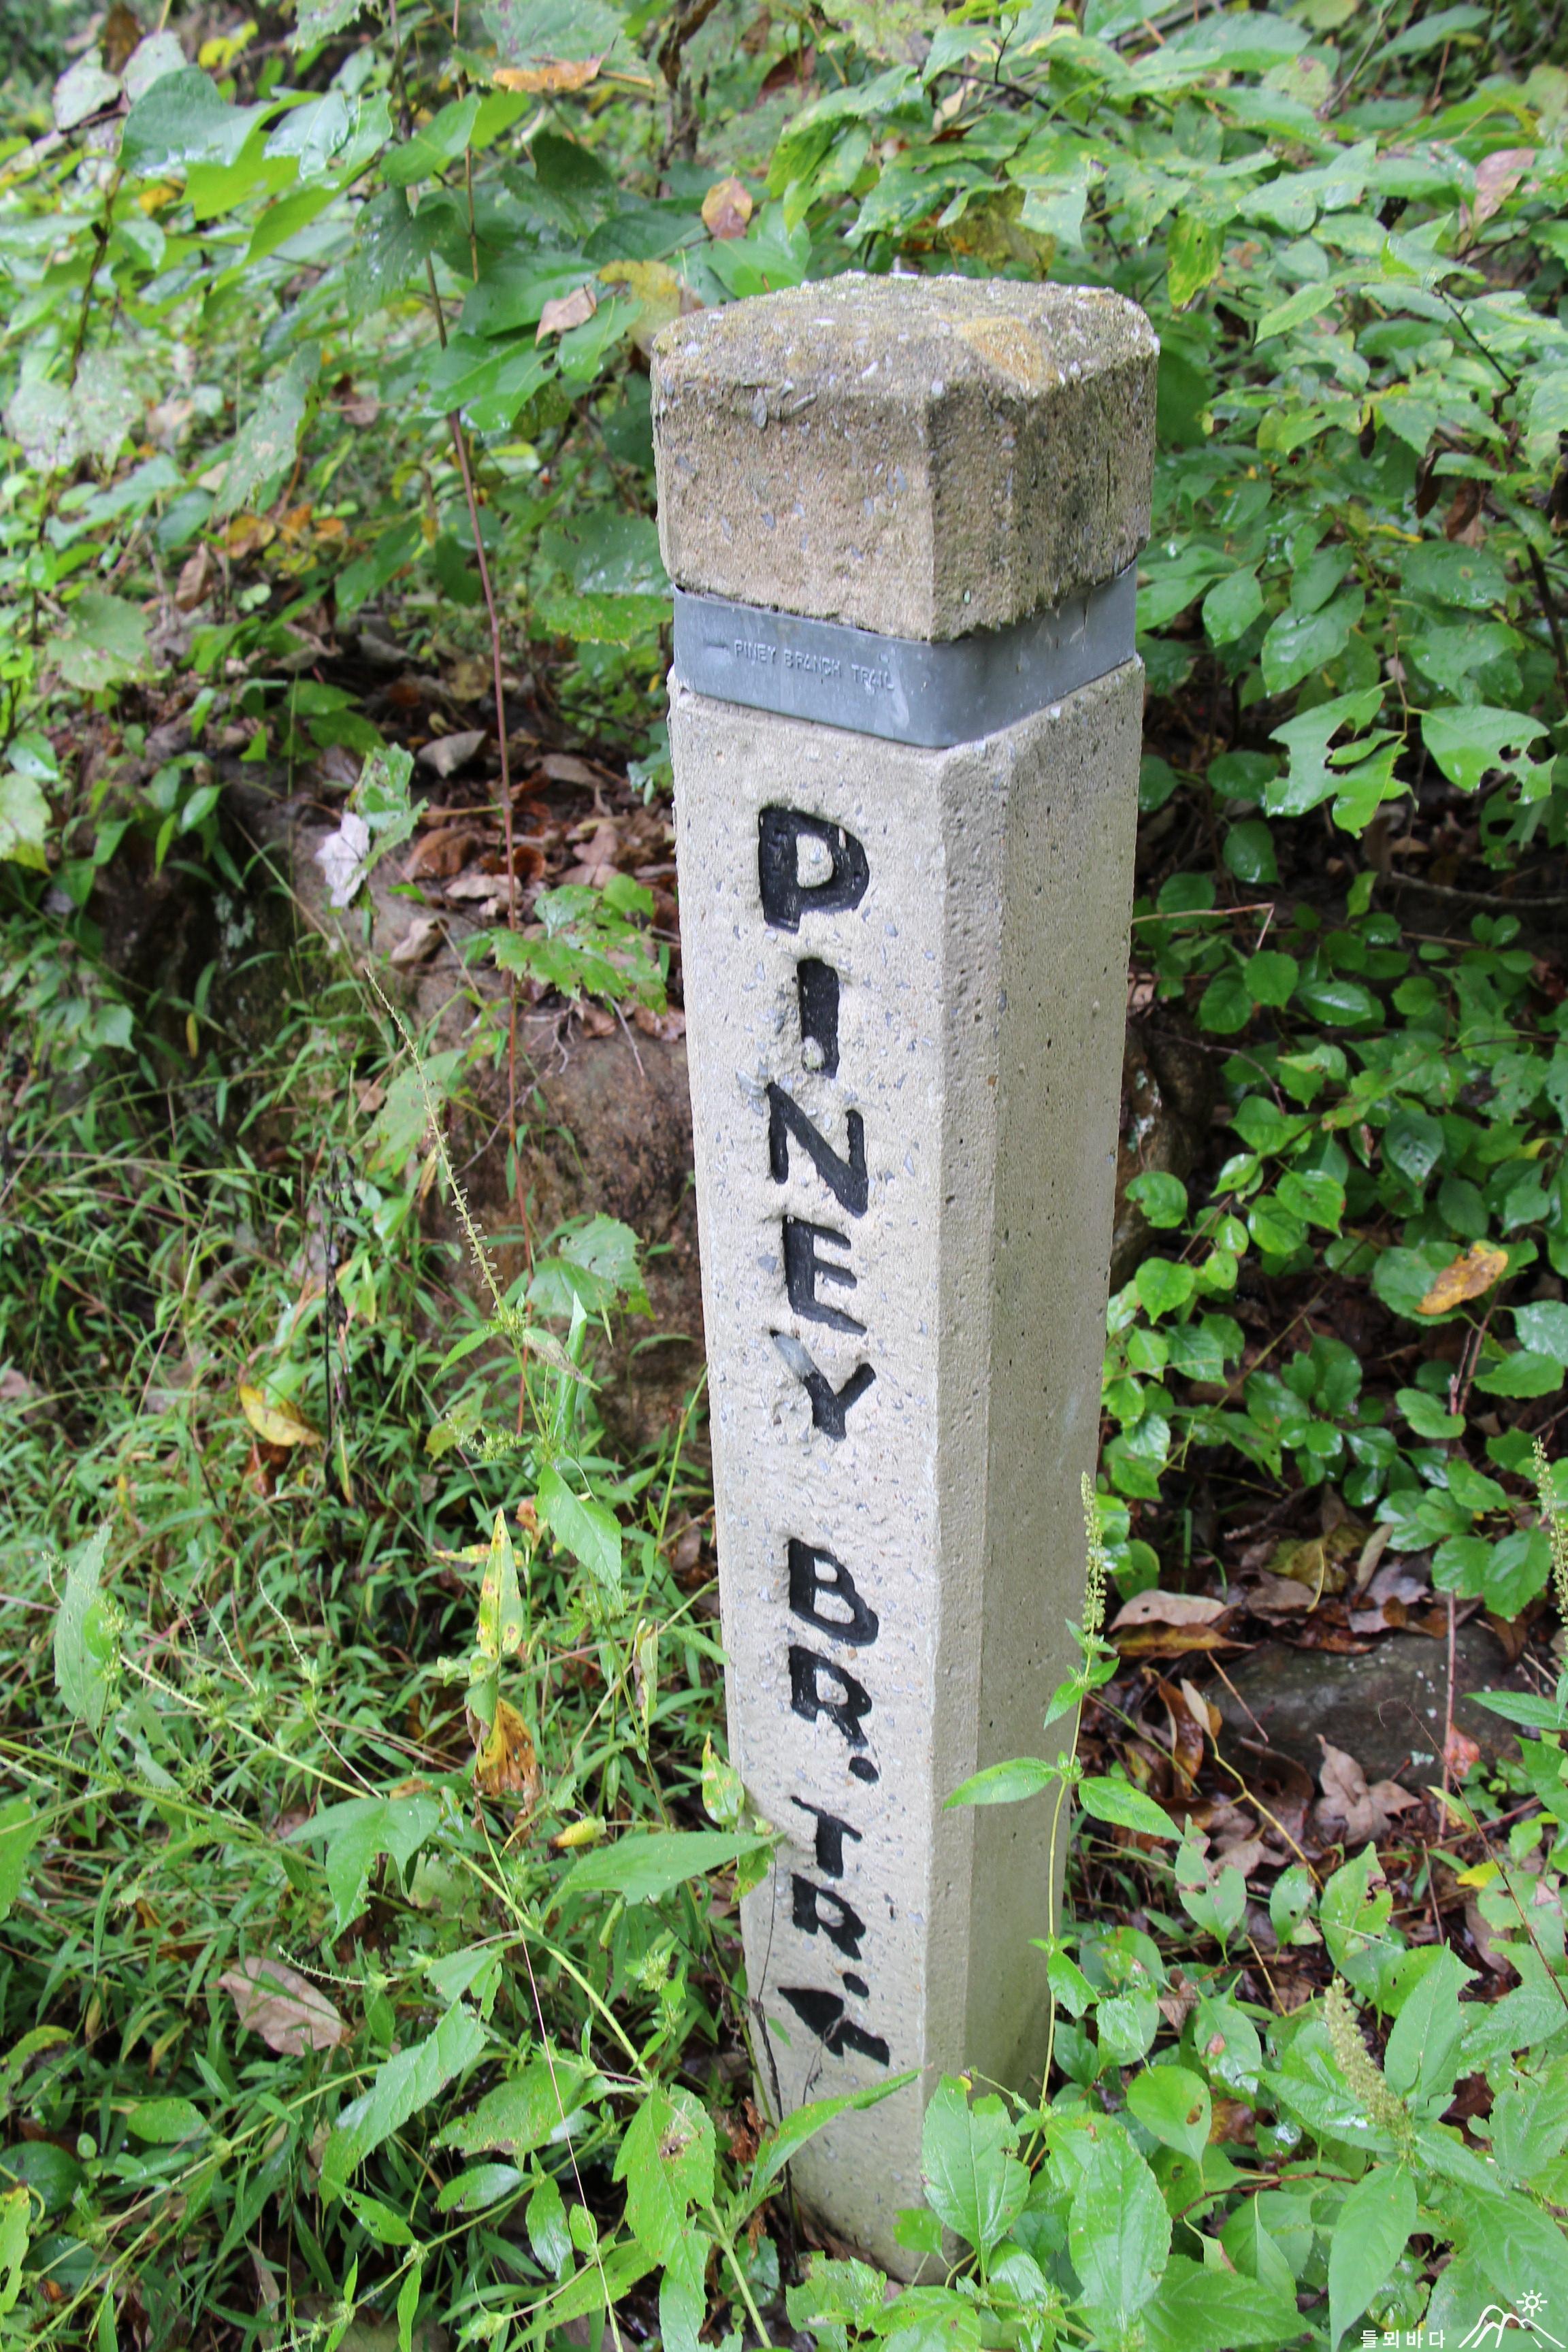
[653,274,1158,642]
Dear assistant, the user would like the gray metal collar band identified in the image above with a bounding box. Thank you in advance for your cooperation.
[672,565,1136,749]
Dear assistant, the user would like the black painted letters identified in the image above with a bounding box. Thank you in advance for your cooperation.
[768,1087,868,1218]
[788,1540,879,1646]
[759,808,870,934]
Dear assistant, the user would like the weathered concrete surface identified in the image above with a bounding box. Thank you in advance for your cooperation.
[670,659,1143,2269]
[653,275,1158,642]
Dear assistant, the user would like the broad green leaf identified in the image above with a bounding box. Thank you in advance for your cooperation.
[0,1799,44,1923]
[1166,212,1221,306]
[1474,1351,1563,1401]
[1516,1301,1568,1365]
[1260,587,1362,695]
[537,1464,622,1601]
[1203,568,1263,647]
[1328,2166,1417,2349]
[1142,2252,1301,2351]
[1383,1948,1472,2114]
[1256,279,1343,340]
[322,2003,488,2198]
[127,2097,207,2144]
[52,55,122,130]
[57,593,150,694]
[383,96,481,188]
[438,2052,598,2158]
[1422,704,1551,794]
[614,2087,714,2264]
[289,1791,444,1931]
[1068,2124,1170,2334]
[53,1523,118,1731]
[0,772,50,870]
[752,2074,918,2197]
[1126,2064,1211,2158]
[120,68,267,174]
[216,347,318,518]
[920,2078,1028,2260]
[558,1827,772,1905]
[1078,1777,1179,1840]
[945,1757,1056,1808]
[0,2187,30,2320]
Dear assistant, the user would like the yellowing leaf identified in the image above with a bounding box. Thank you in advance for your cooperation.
[596,257,692,355]
[1417,1241,1508,1315]
[238,1384,322,1448]
[494,54,602,90]
[470,1697,542,1808]
[701,175,753,239]
[552,1815,605,1850]
[476,1509,525,1662]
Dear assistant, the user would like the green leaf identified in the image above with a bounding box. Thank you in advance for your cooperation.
[216,348,318,519]
[1474,1350,1563,1400]
[1246,950,1298,1007]
[1256,279,1343,341]
[1204,570,1263,647]
[1198,970,1254,1034]
[289,1791,445,1932]
[0,2187,29,2321]
[1126,1171,1188,1228]
[558,1827,773,1905]
[487,0,624,70]
[1383,1948,1471,2114]
[1135,1258,1196,1319]
[0,1799,43,1923]
[537,1464,623,1602]
[1068,2124,1170,2335]
[120,69,265,174]
[0,772,51,870]
[1078,1777,1179,1840]
[1260,587,1362,695]
[438,2051,598,2158]
[920,2078,1028,2261]
[127,2097,207,2144]
[1223,819,1277,887]
[1142,2253,1301,2351]
[614,2087,713,2265]
[1126,2065,1211,2159]
[1422,704,1551,794]
[322,2004,488,2198]
[945,1757,1057,1808]
[382,95,480,188]
[1516,1301,1568,1365]
[53,1523,118,1731]
[1167,212,1221,307]
[1294,973,1377,1026]
[753,2075,918,2198]
[1328,2166,1416,2349]
[57,593,150,694]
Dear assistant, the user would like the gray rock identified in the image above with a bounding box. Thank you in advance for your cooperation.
[1213,1620,1521,1788]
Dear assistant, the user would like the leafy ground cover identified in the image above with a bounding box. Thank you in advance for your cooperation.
[3,0,1568,2342]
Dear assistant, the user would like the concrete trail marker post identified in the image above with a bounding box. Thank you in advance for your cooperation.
[653,275,1157,2272]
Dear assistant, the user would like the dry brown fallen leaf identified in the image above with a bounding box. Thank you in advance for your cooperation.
[702,176,753,240]
[1467,144,1535,231]
[416,728,486,779]
[1247,1570,1316,1616]
[1316,1737,1420,1843]
[536,284,597,342]
[1418,1241,1509,1314]
[238,1384,321,1448]
[219,1956,348,2055]
[389,916,442,970]
[1111,1590,1226,1630]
